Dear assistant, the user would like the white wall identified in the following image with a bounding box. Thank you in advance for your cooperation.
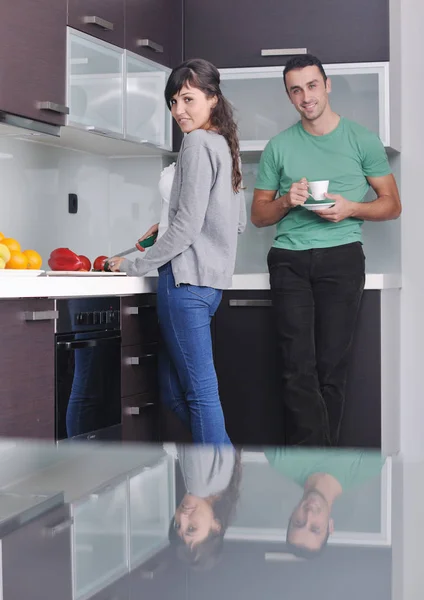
[0,135,163,267]
[397,0,424,457]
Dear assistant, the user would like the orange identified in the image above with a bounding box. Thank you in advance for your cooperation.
[1,238,21,253]
[6,251,28,269]
[0,232,4,241]
[23,249,42,270]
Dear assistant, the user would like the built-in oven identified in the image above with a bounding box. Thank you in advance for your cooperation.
[55,297,122,442]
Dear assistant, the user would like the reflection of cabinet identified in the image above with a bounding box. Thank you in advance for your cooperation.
[129,457,175,569]
[0,0,68,126]
[67,29,124,136]
[2,505,72,600]
[221,62,396,151]
[68,0,125,47]
[72,480,128,599]
[184,0,389,68]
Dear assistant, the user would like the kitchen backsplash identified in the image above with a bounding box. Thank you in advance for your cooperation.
[0,134,164,266]
[0,133,400,274]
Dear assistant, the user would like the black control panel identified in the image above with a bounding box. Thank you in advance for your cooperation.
[56,297,121,334]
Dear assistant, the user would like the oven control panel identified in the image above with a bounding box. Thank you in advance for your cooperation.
[55,297,121,334]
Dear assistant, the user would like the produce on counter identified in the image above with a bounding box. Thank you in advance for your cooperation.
[48,248,83,271]
[93,255,109,271]
[78,255,92,271]
[0,233,42,270]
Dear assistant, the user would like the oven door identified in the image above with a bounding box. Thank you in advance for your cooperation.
[55,331,122,441]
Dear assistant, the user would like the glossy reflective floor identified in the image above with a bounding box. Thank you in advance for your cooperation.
[0,439,416,600]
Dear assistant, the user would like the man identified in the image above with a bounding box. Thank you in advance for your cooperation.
[252,54,401,446]
[265,446,385,558]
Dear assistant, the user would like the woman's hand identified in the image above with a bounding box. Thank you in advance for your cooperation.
[107,257,125,272]
[136,223,159,252]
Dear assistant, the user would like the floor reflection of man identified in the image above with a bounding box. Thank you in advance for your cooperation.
[265,447,385,558]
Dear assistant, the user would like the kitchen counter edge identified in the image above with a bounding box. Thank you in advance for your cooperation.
[0,273,402,299]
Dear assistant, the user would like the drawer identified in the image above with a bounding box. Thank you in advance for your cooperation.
[67,0,125,47]
[122,394,159,443]
[89,576,129,600]
[121,344,158,398]
[121,295,159,347]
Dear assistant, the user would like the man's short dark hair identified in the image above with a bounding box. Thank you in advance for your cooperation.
[283,54,328,93]
[285,514,331,559]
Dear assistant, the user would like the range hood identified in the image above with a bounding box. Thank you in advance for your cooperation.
[0,111,60,137]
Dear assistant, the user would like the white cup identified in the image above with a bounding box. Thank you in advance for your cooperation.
[308,180,329,201]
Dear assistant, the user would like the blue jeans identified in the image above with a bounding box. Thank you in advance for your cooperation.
[157,262,230,444]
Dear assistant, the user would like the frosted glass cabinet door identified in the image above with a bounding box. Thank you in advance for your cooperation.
[220,63,389,150]
[72,479,128,600]
[129,456,175,569]
[125,52,172,149]
[67,29,124,136]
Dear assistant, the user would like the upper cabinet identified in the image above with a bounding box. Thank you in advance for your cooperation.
[67,29,124,136]
[125,0,183,68]
[0,0,68,126]
[67,0,125,47]
[221,62,398,151]
[184,0,389,68]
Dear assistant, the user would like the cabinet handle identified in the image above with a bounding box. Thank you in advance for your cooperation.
[125,354,156,365]
[37,101,69,115]
[58,335,121,350]
[137,39,164,53]
[124,403,155,416]
[82,15,114,31]
[23,310,59,321]
[43,517,74,538]
[261,47,307,57]
[228,299,272,308]
[125,305,155,315]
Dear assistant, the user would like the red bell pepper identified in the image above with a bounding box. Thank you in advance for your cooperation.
[78,255,92,271]
[48,248,83,271]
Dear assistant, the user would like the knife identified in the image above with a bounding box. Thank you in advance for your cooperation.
[106,232,158,268]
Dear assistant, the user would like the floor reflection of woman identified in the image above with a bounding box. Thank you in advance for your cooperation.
[168,444,242,569]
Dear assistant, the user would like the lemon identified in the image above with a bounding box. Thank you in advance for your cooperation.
[0,243,11,264]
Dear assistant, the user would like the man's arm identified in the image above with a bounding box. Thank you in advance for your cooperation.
[318,174,401,223]
[251,179,310,227]
[352,173,401,221]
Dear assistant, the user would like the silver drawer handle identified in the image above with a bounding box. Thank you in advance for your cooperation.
[137,39,164,53]
[124,403,154,416]
[261,47,307,57]
[23,310,59,321]
[126,354,156,365]
[229,299,272,308]
[37,101,69,115]
[82,15,114,31]
[43,517,74,538]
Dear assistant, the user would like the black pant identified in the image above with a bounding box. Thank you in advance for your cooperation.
[268,242,365,447]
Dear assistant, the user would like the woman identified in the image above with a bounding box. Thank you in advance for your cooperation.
[168,444,242,569]
[108,59,246,444]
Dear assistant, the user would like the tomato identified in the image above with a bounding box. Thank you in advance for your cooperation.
[93,255,109,271]
[78,255,92,271]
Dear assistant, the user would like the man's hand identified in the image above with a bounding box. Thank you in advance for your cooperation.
[315,193,355,223]
[283,177,310,209]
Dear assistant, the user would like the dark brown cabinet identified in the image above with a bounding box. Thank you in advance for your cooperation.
[125,0,183,67]
[120,295,160,442]
[68,0,125,47]
[214,290,381,448]
[0,0,68,125]
[0,299,56,439]
[2,505,72,600]
[184,0,390,68]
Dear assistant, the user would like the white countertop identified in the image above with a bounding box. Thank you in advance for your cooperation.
[0,273,402,299]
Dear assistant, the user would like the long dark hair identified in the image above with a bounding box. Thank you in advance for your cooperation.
[165,58,242,193]
[168,449,243,570]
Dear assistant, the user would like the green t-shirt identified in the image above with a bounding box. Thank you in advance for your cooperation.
[264,447,385,491]
[255,117,392,251]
